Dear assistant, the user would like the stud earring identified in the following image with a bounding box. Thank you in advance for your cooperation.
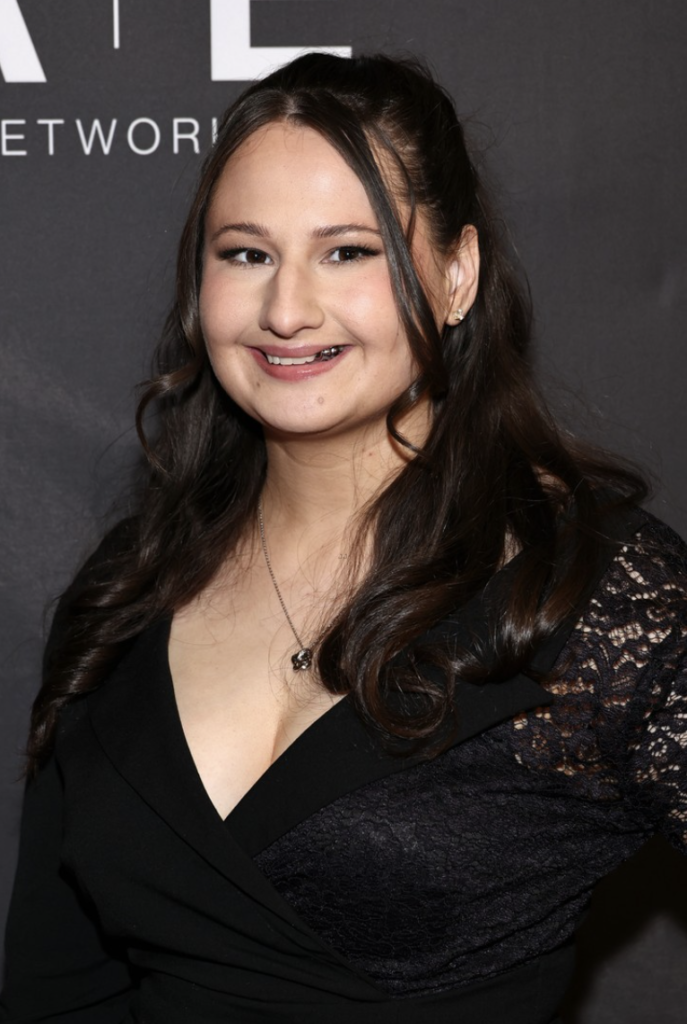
[452,308,465,322]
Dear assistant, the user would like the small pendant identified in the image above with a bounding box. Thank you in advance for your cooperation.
[291,647,313,671]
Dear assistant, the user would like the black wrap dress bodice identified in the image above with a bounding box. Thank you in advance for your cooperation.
[1,510,686,1022]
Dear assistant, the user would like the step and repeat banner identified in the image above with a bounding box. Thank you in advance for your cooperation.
[1,2,686,1019]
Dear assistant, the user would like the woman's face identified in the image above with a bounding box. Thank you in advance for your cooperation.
[200,122,465,446]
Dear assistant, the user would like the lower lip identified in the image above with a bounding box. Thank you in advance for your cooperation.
[249,347,350,381]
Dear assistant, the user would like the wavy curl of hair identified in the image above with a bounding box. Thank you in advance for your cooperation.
[28,52,647,773]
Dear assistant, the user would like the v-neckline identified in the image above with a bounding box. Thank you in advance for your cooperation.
[159,522,560,836]
[160,617,353,823]
[156,614,555,858]
[162,553,527,833]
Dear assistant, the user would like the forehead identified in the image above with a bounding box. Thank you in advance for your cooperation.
[207,123,377,225]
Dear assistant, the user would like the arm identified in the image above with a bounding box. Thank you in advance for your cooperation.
[2,524,137,1022]
[0,753,133,1022]
[624,643,687,854]
[614,516,687,852]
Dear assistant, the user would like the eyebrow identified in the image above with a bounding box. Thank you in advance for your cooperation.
[209,221,381,243]
[314,223,382,239]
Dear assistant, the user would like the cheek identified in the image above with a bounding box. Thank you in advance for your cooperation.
[332,267,398,331]
[343,272,413,364]
[199,276,246,354]
[198,276,220,345]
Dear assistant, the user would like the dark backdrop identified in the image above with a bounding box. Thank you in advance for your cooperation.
[1,2,686,1020]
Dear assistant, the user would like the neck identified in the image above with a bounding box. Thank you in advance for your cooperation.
[247,406,430,648]
[261,401,431,539]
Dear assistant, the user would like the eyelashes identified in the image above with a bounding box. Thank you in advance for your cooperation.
[328,245,381,263]
[218,247,271,266]
[216,244,382,267]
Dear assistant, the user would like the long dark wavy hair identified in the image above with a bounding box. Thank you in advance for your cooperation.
[28,52,646,772]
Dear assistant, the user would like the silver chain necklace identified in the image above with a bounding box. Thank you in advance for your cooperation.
[257,500,315,672]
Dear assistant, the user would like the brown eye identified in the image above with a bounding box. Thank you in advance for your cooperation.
[329,245,379,263]
[243,249,268,264]
[219,247,272,266]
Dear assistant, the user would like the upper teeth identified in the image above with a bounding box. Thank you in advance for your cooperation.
[265,346,342,366]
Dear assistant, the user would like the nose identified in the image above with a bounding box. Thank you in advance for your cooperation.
[258,263,325,338]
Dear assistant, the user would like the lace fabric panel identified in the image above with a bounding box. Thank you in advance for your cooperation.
[254,513,687,997]
[514,514,687,848]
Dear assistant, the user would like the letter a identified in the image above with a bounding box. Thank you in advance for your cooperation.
[210,0,350,81]
[0,0,46,82]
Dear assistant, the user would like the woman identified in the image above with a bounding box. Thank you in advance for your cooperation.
[1,52,685,1023]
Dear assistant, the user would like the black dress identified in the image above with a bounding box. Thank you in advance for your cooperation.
[1,510,686,1023]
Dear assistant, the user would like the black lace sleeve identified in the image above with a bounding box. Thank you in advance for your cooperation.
[514,512,687,853]
[613,518,687,851]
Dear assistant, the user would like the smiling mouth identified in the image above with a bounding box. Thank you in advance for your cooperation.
[263,346,345,366]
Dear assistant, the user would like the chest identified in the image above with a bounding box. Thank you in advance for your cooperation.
[58,691,645,1000]
[168,581,344,819]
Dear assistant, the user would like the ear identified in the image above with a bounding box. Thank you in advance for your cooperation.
[444,225,480,326]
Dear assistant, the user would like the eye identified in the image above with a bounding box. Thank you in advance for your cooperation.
[327,245,380,264]
[218,247,273,267]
